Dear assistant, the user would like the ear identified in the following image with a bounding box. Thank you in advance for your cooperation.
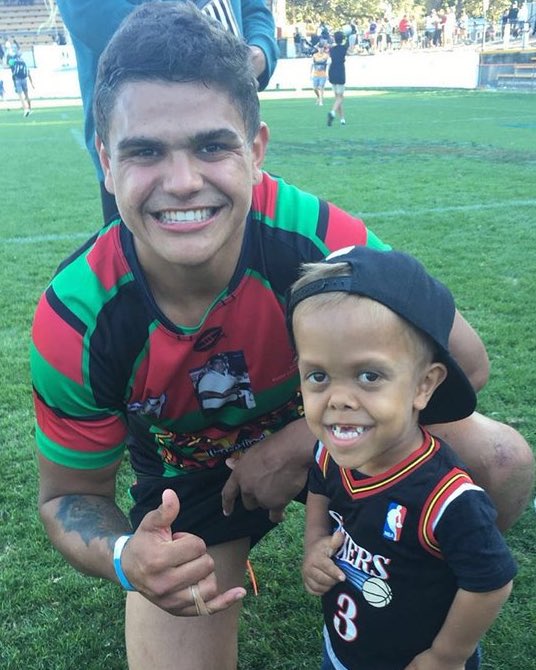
[413,363,447,413]
[250,122,269,185]
[95,134,116,195]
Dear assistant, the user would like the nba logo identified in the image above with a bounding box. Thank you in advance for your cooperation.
[382,502,407,542]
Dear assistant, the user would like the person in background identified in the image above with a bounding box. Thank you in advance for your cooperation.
[311,40,329,106]
[327,30,348,127]
[56,0,279,225]
[8,52,33,117]
[287,246,516,670]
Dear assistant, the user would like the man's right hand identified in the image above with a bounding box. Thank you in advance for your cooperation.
[122,489,245,616]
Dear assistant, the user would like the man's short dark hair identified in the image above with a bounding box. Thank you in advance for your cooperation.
[94,1,260,146]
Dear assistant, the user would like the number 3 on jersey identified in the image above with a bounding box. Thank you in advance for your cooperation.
[333,592,358,642]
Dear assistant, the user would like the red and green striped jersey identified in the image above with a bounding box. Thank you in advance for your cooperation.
[31,172,389,477]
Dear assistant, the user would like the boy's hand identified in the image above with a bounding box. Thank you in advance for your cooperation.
[302,532,345,595]
[404,648,466,670]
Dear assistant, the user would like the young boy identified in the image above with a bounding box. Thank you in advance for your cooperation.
[287,246,516,670]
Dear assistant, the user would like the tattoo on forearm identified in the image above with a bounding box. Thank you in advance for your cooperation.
[56,495,130,549]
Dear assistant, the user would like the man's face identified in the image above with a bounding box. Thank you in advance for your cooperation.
[97,80,267,276]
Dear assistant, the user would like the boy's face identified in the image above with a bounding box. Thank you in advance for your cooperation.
[294,296,445,474]
[97,80,267,277]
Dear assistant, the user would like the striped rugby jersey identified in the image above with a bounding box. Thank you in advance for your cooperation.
[31,172,388,478]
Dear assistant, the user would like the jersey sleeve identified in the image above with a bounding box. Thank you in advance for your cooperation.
[434,488,517,592]
[31,289,127,470]
[252,173,391,260]
[308,442,330,496]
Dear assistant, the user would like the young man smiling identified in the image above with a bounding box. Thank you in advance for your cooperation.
[31,3,533,669]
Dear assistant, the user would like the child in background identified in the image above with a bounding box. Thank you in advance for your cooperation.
[287,245,516,670]
[311,40,329,106]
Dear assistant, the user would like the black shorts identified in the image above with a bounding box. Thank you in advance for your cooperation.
[129,465,306,548]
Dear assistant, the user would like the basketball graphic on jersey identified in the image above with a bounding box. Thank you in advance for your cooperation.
[361,577,392,608]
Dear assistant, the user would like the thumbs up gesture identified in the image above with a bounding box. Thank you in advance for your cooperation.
[120,489,246,616]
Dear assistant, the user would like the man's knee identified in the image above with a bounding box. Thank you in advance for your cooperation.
[431,413,534,530]
[479,420,534,530]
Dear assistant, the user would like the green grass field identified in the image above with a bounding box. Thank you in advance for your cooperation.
[1,89,535,669]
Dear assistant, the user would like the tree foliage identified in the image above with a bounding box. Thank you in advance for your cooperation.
[285,0,515,26]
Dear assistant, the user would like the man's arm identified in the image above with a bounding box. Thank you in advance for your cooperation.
[448,310,489,391]
[240,0,279,90]
[38,453,129,580]
[38,454,245,615]
[222,417,315,522]
[432,312,533,531]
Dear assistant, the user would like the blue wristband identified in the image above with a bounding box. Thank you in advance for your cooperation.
[113,534,136,591]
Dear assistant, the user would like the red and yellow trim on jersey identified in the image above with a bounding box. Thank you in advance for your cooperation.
[339,431,440,500]
[418,468,481,558]
[314,443,331,477]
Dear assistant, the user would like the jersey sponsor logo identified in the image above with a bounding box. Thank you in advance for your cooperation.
[382,502,407,542]
[193,326,225,351]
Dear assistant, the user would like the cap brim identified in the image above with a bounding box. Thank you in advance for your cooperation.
[419,351,477,425]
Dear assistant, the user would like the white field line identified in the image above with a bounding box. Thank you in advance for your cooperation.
[1,199,535,246]
[358,199,536,218]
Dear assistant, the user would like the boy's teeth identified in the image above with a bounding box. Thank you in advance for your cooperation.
[159,208,213,223]
[332,425,366,440]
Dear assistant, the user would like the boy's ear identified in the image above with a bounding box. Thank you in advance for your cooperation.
[413,363,448,413]
[95,134,116,195]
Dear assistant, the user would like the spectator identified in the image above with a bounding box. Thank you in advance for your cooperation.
[443,7,456,48]
[432,10,443,46]
[398,14,411,48]
[368,17,378,52]
[508,1,520,37]
[293,27,303,56]
[424,12,435,47]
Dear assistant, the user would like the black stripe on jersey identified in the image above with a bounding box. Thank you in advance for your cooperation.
[55,230,100,276]
[33,387,112,421]
[315,199,330,241]
[244,217,328,299]
[46,285,87,337]
[89,282,154,409]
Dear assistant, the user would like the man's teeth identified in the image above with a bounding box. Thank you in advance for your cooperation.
[158,208,214,223]
[332,425,367,440]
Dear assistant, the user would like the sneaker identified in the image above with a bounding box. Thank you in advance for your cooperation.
[327,111,335,127]
[340,119,346,125]
[23,109,31,117]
